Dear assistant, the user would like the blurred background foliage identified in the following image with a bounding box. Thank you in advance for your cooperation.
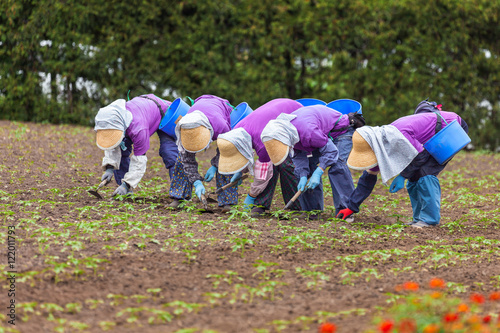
[1,0,499,149]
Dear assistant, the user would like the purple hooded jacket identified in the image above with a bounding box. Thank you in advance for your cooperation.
[234,98,303,162]
[188,95,232,139]
[125,94,171,156]
[391,111,464,153]
[291,105,348,152]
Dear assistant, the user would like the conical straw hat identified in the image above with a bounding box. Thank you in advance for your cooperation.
[217,138,249,174]
[347,131,378,170]
[180,126,211,153]
[263,139,290,166]
[96,129,124,150]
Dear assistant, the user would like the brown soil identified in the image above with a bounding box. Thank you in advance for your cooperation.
[1,120,499,333]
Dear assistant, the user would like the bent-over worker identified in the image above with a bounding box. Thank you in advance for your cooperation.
[168,95,236,212]
[94,95,178,196]
[337,100,468,228]
[261,105,365,220]
[217,98,304,217]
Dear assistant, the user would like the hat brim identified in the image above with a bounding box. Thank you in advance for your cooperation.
[264,139,290,166]
[180,126,211,153]
[347,150,378,170]
[96,129,124,150]
[217,138,250,174]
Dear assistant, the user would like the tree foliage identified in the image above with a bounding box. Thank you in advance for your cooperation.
[1,0,499,149]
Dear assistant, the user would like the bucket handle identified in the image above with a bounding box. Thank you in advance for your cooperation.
[226,102,236,112]
[186,96,195,106]
[433,111,449,133]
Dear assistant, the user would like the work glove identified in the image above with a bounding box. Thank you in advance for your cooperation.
[297,176,308,192]
[230,171,243,186]
[243,194,256,211]
[193,180,206,200]
[113,182,132,196]
[389,175,406,193]
[306,167,324,190]
[204,166,217,182]
[101,167,114,183]
[336,208,354,220]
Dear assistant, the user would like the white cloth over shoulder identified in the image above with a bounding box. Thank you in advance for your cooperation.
[174,111,214,152]
[94,99,133,131]
[101,146,122,170]
[217,128,254,175]
[260,113,299,157]
[357,125,419,185]
[122,155,148,188]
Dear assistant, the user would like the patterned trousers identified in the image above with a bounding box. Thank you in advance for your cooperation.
[254,157,301,211]
[168,155,238,206]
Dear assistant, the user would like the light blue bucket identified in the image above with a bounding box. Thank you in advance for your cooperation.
[159,98,190,139]
[423,119,471,165]
[326,99,362,114]
[231,102,253,128]
[296,98,327,106]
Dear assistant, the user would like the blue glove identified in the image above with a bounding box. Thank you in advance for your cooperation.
[297,176,307,191]
[113,182,131,196]
[193,180,206,199]
[101,167,114,183]
[389,175,406,193]
[243,194,256,211]
[230,171,243,186]
[204,166,217,182]
[306,167,324,190]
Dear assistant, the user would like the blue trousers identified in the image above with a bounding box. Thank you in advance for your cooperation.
[328,128,355,215]
[297,131,354,213]
[168,155,238,207]
[114,131,178,185]
[407,175,441,225]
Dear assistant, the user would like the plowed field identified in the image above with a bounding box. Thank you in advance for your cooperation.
[1,120,499,333]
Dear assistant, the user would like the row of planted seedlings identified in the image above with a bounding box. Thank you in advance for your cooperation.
[5,197,500,332]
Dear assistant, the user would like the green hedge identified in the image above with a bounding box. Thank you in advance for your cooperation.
[1,0,499,149]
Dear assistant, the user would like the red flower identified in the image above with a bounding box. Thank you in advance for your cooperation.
[483,315,492,324]
[319,322,336,333]
[489,291,500,301]
[403,281,419,291]
[443,313,459,323]
[379,320,394,333]
[470,293,485,304]
[398,319,417,333]
[429,278,445,289]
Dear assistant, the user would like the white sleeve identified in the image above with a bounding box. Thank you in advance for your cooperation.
[102,146,122,170]
[122,155,148,188]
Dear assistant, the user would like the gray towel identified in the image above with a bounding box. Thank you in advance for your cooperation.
[357,125,419,184]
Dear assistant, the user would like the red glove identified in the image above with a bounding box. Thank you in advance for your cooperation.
[336,208,354,220]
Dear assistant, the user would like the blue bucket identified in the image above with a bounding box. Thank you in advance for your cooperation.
[423,119,471,165]
[326,99,362,114]
[230,102,253,128]
[296,98,327,106]
[159,98,190,138]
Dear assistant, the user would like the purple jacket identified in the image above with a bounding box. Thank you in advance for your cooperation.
[189,95,232,139]
[125,94,171,156]
[291,105,346,152]
[235,98,303,162]
[290,105,343,175]
[391,111,464,153]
